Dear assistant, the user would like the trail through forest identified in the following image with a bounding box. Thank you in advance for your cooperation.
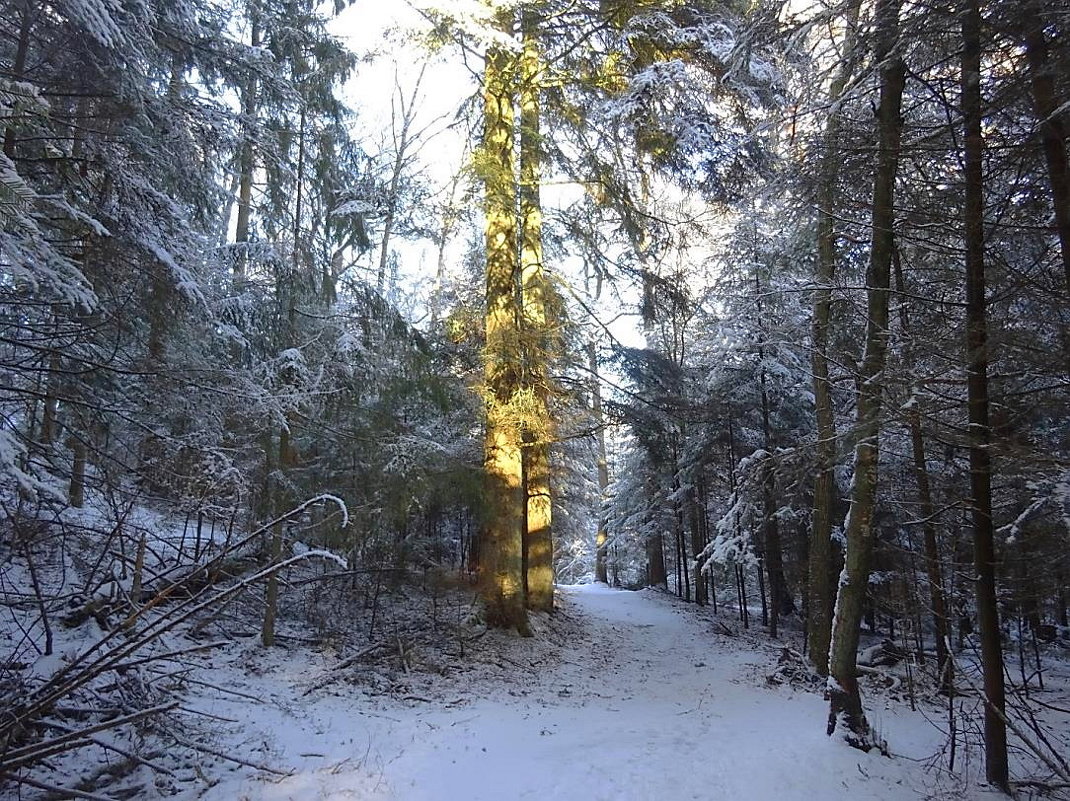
[183,585,989,800]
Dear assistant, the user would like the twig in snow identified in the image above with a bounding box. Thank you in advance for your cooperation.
[169,733,292,776]
[109,641,229,670]
[83,736,175,777]
[173,706,239,723]
[150,671,263,702]
[6,774,119,801]
[301,642,386,696]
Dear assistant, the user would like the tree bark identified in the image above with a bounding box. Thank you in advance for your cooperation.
[760,382,790,635]
[808,1,860,676]
[3,0,34,159]
[907,402,952,687]
[480,14,530,635]
[827,0,905,747]
[523,444,553,611]
[41,348,60,446]
[647,508,667,589]
[755,274,790,635]
[690,482,707,606]
[234,14,260,283]
[591,343,610,583]
[520,10,553,612]
[892,249,952,692]
[1022,16,1070,292]
[962,0,1008,788]
[68,436,86,508]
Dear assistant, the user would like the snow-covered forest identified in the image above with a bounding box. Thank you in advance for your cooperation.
[1,0,1069,797]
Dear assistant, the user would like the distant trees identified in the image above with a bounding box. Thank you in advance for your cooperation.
[1,0,489,655]
[587,0,1070,787]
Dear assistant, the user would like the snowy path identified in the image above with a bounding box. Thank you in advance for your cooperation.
[185,585,977,800]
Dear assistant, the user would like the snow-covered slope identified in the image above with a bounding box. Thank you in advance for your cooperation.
[178,584,998,800]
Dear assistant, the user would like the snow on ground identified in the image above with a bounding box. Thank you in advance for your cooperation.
[171,585,999,801]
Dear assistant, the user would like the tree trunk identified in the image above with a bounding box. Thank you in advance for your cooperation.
[480,15,530,635]
[962,0,1008,787]
[261,519,282,647]
[520,12,553,613]
[234,14,260,282]
[41,348,60,446]
[826,0,905,748]
[691,483,707,606]
[591,342,610,583]
[1022,17,1070,292]
[1056,570,1068,628]
[3,0,34,158]
[523,444,553,611]
[761,387,789,635]
[892,249,952,692]
[68,436,86,508]
[808,1,861,676]
[647,528,667,588]
[754,269,790,634]
[907,403,952,689]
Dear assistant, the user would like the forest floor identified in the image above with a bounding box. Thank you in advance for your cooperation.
[163,584,1021,801]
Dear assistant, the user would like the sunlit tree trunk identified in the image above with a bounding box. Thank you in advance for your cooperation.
[520,10,554,612]
[827,0,905,747]
[481,13,530,635]
[808,1,860,675]
[962,0,1008,787]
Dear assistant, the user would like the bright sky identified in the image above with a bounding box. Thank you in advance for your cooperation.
[328,1,476,319]
[333,1,476,145]
[328,1,647,351]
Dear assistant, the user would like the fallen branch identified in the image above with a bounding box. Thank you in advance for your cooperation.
[335,642,386,671]
[152,672,263,703]
[169,732,292,776]
[953,652,1070,784]
[109,641,229,671]
[7,546,343,743]
[1,703,178,773]
[81,736,175,777]
[4,773,119,801]
[14,497,345,731]
[302,643,386,696]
